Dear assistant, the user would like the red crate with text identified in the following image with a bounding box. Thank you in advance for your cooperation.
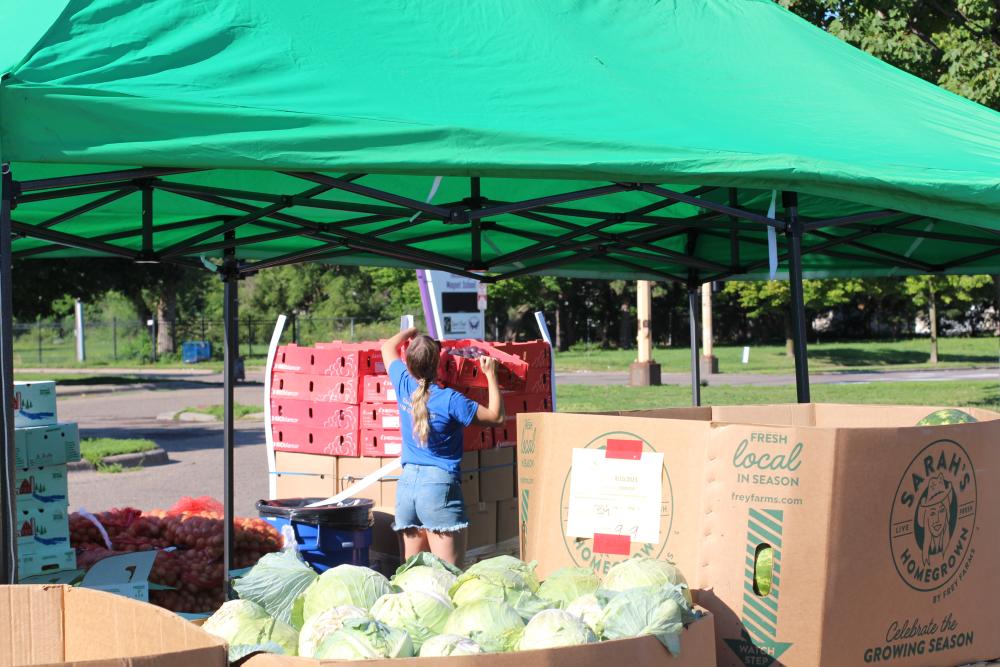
[361,403,401,430]
[493,416,522,448]
[463,425,494,452]
[360,429,403,457]
[272,344,313,373]
[501,391,552,416]
[494,340,552,368]
[523,368,551,395]
[270,400,359,431]
[272,424,360,456]
[363,375,397,403]
[271,372,362,404]
[442,340,528,390]
[314,342,385,377]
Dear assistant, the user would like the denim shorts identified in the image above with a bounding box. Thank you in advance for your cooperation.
[393,464,468,532]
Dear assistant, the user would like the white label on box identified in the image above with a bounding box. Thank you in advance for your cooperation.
[385,442,402,456]
[566,448,663,544]
[387,389,396,401]
[383,415,401,429]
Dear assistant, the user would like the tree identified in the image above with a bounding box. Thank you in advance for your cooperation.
[903,275,992,362]
[780,0,1000,111]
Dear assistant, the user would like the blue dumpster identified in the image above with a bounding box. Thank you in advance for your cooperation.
[182,341,212,363]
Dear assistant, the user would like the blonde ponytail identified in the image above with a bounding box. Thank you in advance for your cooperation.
[411,379,431,446]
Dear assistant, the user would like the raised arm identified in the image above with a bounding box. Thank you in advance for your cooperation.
[474,356,506,427]
[381,327,418,367]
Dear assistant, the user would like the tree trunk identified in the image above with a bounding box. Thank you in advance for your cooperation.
[555,303,564,351]
[156,281,177,356]
[784,313,794,357]
[929,282,939,364]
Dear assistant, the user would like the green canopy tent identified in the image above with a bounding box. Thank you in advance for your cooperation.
[2,0,1000,585]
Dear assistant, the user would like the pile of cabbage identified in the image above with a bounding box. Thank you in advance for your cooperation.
[202,549,696,662]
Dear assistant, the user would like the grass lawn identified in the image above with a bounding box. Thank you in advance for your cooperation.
[80,437,158,472]
[13,372,170,385]
[556,380,1000,413]
[180,403,262,420]
[555,337,1000,375]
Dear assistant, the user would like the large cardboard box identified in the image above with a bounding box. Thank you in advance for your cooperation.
[274,452,338,499]
[518,405,1000,667]
[466,500,498,549]
[15,423,80,468]
[0,585,226,666]
[461,451,480,505]
[15,465,69,504]
[243,610,716,667]
[17,546,77,578]
[13,381,57,428]
[497,497,518,542]
[338,456,384,505]
[16,499,70,554]
[480,446,515,502]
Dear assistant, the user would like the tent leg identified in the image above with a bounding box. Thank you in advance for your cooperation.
[784,192,811,403]
[222,246,238,597]
[688,287,701,407]
[0,165,16,584]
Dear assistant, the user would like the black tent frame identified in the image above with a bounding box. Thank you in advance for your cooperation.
[3,162,985,586]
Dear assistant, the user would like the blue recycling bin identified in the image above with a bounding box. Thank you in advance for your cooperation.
[181,341,212,363]
[257,498,374,572]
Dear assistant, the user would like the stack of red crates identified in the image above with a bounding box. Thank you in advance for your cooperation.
[271,341,389,457]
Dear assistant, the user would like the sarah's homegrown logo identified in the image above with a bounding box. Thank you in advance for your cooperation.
[890,439,976,593]
[558,431,674,575]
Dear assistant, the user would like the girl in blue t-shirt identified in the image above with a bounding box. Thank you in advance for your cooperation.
[380,327,505,565]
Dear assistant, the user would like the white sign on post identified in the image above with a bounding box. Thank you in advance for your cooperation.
[565,448,663,545]
[424,271,486,340]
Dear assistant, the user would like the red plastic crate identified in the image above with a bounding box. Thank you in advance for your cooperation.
[523,368,551,395]
[363,375,397,403]
[463,425,494,451]
[314,342,385,377]
[493,417,519,448]
[495,340,552,368]
[273,344,313,374]
[270,400,359,430]
[461,386,489,405]
[501,391,552,415]
[443,341,528,390]
[271,372,362,404]
[361,403,401,430]
[272,424,360,456]
[361,428,403,457]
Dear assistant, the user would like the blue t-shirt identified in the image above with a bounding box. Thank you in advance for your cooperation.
[389,360,479,474]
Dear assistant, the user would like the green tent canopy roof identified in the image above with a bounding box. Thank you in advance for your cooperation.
[3,0,1000,282]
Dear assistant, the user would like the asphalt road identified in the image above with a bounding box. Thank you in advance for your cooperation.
[61,381,269,518]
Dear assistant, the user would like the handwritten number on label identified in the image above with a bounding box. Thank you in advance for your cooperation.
[125,565,136,582]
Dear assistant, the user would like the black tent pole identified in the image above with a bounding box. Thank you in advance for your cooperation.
[784,192,811,403]
[688,285,701,406]
[221,238,238,597]
[0,165,16,584]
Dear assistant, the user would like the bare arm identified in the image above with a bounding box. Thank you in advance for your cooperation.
[474,356,506,426]
[381,327,418,367]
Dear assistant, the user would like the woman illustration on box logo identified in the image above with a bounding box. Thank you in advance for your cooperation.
[381,328,505,565]
[916,473,954,567]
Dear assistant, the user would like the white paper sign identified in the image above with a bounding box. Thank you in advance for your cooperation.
[566,448,663,544]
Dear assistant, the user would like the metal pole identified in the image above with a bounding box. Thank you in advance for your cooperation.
[784,192,811,403]
[688,287,701,406]
[74,299,86,362]
[222,238,237,597]
[1,164,18,583]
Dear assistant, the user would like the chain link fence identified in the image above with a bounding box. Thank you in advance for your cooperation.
[12,315,413,367]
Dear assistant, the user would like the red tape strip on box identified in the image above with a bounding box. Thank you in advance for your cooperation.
[593,533,631,555]
[605,439,643,460]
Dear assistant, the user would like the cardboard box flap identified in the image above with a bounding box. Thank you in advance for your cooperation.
[243,612,715,667]
[0,586,226,666]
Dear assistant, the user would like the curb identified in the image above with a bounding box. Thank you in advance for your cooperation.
[67,448,170,472]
